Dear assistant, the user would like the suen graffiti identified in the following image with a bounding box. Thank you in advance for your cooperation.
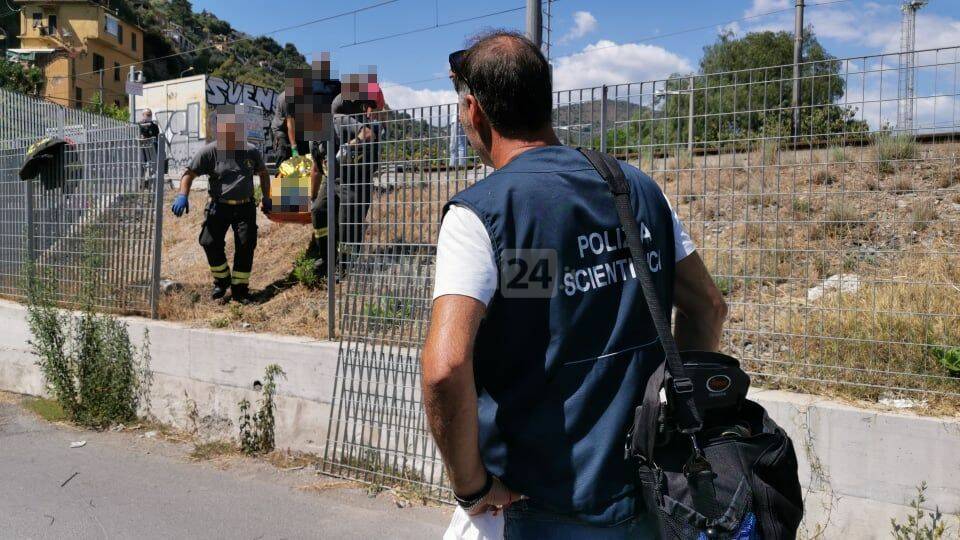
[205,77,279,112]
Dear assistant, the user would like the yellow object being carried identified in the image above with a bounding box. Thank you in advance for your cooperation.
[268,155,314,223]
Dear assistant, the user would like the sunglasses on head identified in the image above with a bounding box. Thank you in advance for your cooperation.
[449,49,470,89]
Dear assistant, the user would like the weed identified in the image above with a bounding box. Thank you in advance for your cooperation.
[876,133,918,173]
[714,276,735,296]
[793,198,812,214]
[22,396,67,422]
[210,316,229,329]
[829,146,846,163]
[363,296,413,324]
[935,170,959,189]
[813,169,836,185]
[25,259,152,429]
[933,348,960,376]
[953,193,960,205]
[239,364,286,456]
[824,201,860,234]
[910,201,937,231]
[892,175,915,194]
[762,142,780,166]
[190,440,237,461]
[890,482,954,540]
[291,250,319,288]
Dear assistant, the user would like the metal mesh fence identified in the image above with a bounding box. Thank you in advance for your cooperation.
[321,47,960,495]
[0,88,165,316]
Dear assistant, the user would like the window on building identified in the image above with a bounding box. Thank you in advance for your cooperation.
[114,62,121,82]
[131,33,137,52]
[48,15,57,33]
[32,12,42,29]
[105,15,119,38]
[93,54,104,76]
[117,24,123,45]
[75,87,82,105]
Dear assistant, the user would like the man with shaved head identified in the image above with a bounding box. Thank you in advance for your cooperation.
[421,31,727,537]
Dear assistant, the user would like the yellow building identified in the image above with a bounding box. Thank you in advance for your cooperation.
[9,0,143,109]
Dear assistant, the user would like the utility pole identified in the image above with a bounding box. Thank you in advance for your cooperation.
[526,0,542,48]
[791,0,804,137]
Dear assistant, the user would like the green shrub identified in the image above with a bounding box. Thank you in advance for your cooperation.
[238,364,285,455]
[25,264,151,429]
[291,250,319,288]
[876,133,918,174]
[891,482,955,539]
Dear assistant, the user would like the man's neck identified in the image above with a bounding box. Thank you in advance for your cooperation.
[490,128,561,169]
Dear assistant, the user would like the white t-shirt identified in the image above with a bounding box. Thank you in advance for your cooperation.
[433,194,696,306]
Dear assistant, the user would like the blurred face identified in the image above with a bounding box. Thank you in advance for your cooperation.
[215,113,244,150]
[284,57,341,140]
[141,110,152,122]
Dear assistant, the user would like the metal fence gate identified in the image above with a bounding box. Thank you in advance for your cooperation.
[322,46,960,497]
[0,88,165,317]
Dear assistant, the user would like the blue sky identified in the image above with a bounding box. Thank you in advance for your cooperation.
[191,0,960,110]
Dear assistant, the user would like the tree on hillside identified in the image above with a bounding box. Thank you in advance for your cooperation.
[0,60,43,96]
[652,29,867,152]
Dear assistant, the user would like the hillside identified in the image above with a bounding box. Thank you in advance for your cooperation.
[110,0,308,88]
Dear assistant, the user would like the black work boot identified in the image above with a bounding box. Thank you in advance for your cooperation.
[231,284,251,304]
[211,279,230,300]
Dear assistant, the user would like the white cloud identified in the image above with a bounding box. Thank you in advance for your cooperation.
[380,83,457,111]
[558,11,599,44]
[719,21,741,37]
[740,1,960,55]
[552,40,693,91]
[745,0,789,19]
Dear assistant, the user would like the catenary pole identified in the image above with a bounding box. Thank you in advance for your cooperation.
[526,0,542,47]
[792,0,805,137]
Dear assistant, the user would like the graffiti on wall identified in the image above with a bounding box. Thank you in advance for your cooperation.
[205,77,279,114]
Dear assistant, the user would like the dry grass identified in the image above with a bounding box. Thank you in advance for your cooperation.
[936,169,960,189]
[891,174,915,194]
[812,169,836,186]
[159,192,331,339]
[190,440,238,461]
[910,200,937,231]
[774,252,960,409]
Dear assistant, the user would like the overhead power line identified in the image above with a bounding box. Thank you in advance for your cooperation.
[381,0,853,90]
[342,3,533,48]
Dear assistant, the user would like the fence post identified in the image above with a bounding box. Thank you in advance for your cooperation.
[24,178,35,264]
[326,131,337,339]
[599,85,608,153]
[150,135,166,319]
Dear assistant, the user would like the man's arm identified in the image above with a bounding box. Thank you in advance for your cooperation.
[178,169,197,196]
[286,116,297,151]
[673,251,728,352]
[421,295,488,496]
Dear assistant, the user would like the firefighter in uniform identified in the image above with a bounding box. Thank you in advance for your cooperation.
[172,106,272,302]
[307,83,385,274]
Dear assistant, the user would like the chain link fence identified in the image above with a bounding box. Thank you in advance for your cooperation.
[321,46,959,496]
[0,88,165,316]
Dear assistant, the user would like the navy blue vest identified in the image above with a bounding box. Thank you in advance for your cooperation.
[445,146,676,526]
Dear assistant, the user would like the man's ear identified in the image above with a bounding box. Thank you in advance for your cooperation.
[463,94,484,130]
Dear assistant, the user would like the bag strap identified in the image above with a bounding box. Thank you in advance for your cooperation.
[578,147,703,435]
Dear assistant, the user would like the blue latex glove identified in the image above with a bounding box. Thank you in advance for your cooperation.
[171,194,189,217]
[260,198,272,214]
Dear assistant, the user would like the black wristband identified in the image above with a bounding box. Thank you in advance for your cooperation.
[454,471,493,508]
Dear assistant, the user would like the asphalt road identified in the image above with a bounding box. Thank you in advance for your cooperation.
[0,396,448,539]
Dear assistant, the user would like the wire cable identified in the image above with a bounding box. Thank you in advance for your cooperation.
[381,0,853,90]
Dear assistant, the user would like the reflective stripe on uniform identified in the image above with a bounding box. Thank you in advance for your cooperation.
[210,263,230,279]
[231,271,251,285]
[313,227,328,240]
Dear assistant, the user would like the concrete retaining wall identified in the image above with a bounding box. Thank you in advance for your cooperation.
[0,298,957,538]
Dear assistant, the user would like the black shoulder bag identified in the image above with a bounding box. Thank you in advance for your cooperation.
[579,148,804,540]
